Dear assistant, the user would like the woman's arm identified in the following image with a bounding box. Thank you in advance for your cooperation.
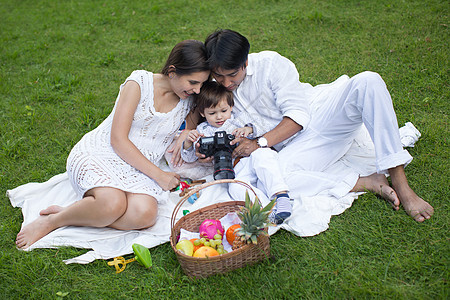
[110,80,180,191]
[185,107,201,130]
[167,108,202,166]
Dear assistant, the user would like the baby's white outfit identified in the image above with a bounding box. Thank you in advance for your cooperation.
[181,117,289,199]
[66,70,192,201]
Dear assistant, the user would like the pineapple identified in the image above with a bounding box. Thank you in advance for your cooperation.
[232,191,276,250]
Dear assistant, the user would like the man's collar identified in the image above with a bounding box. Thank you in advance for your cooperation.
[245,56,254,76]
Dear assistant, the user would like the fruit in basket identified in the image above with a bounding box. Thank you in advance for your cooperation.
[232,191,276,250]
[226,224,241,244]
[199,219,224,240]
[217,247,228,255]
[176,239,194,256]
[190,238,202,253]
[193,246,219,258]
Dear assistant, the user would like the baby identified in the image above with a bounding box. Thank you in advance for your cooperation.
[182,81,292,224]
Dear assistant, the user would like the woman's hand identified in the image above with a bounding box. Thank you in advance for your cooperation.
[167,130,190,167]
[156,171,181,191]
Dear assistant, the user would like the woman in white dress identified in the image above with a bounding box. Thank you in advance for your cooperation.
[16,40,210,249]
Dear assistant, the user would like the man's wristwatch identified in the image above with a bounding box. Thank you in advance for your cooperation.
[257,136,268,148]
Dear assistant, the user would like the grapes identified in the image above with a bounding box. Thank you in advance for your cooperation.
[194,236,229,254]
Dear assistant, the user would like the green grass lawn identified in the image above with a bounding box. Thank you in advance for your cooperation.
[1,0,448,298]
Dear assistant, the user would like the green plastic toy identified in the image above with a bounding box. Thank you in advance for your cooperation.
[107,243,152,273]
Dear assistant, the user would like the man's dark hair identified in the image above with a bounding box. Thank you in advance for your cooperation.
[204,29,250,70]
[194,81,234,114]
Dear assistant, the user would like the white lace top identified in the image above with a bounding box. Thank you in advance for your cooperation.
[66,70,192,200]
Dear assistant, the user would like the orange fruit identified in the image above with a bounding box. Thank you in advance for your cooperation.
[193,246,219,258]
[190,238,201,253]
[226,224,241,244]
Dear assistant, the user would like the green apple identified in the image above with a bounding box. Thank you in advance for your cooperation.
[176,239,194,256]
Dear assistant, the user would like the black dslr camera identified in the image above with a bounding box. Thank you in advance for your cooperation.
[198,131,236,180]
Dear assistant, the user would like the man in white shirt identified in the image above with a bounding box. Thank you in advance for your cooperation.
[202,29,433,222]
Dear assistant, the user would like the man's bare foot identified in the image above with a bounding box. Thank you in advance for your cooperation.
[389,165,434,222]
[40,205,63,216]
[352,173,400,210]
[393,184,434,222]
[16,215,56,249]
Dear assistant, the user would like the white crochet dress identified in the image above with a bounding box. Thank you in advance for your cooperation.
[66,70,192,201]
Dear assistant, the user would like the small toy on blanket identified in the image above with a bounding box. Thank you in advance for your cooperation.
[107,243,152,274]
[171,179,206,204]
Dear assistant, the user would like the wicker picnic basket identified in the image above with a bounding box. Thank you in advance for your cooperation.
[170,179,271,278]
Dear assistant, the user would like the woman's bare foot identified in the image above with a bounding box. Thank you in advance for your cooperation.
[16,215,56,249]
[40,205,63,215]
[352,173,400,210]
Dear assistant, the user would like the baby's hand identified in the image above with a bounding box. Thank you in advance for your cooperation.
[188,130,201,143]
[232,126,253,138]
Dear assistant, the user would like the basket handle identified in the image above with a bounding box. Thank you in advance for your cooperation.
[170,179,259,235]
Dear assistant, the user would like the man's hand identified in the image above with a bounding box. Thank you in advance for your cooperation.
[231,137,259,158]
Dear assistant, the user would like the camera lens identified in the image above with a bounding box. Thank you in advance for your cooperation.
[213,150,235,180]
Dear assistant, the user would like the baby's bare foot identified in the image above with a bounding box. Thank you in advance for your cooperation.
[16,216,55,249]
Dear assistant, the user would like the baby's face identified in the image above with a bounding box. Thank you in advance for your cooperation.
[202,98,233,128]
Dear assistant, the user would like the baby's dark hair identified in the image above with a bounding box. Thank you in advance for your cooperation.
[194,81,234,113]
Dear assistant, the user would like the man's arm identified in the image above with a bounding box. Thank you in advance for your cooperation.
[231,117,302,157]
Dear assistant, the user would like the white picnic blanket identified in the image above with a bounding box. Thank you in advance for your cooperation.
[7,123,419,264]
